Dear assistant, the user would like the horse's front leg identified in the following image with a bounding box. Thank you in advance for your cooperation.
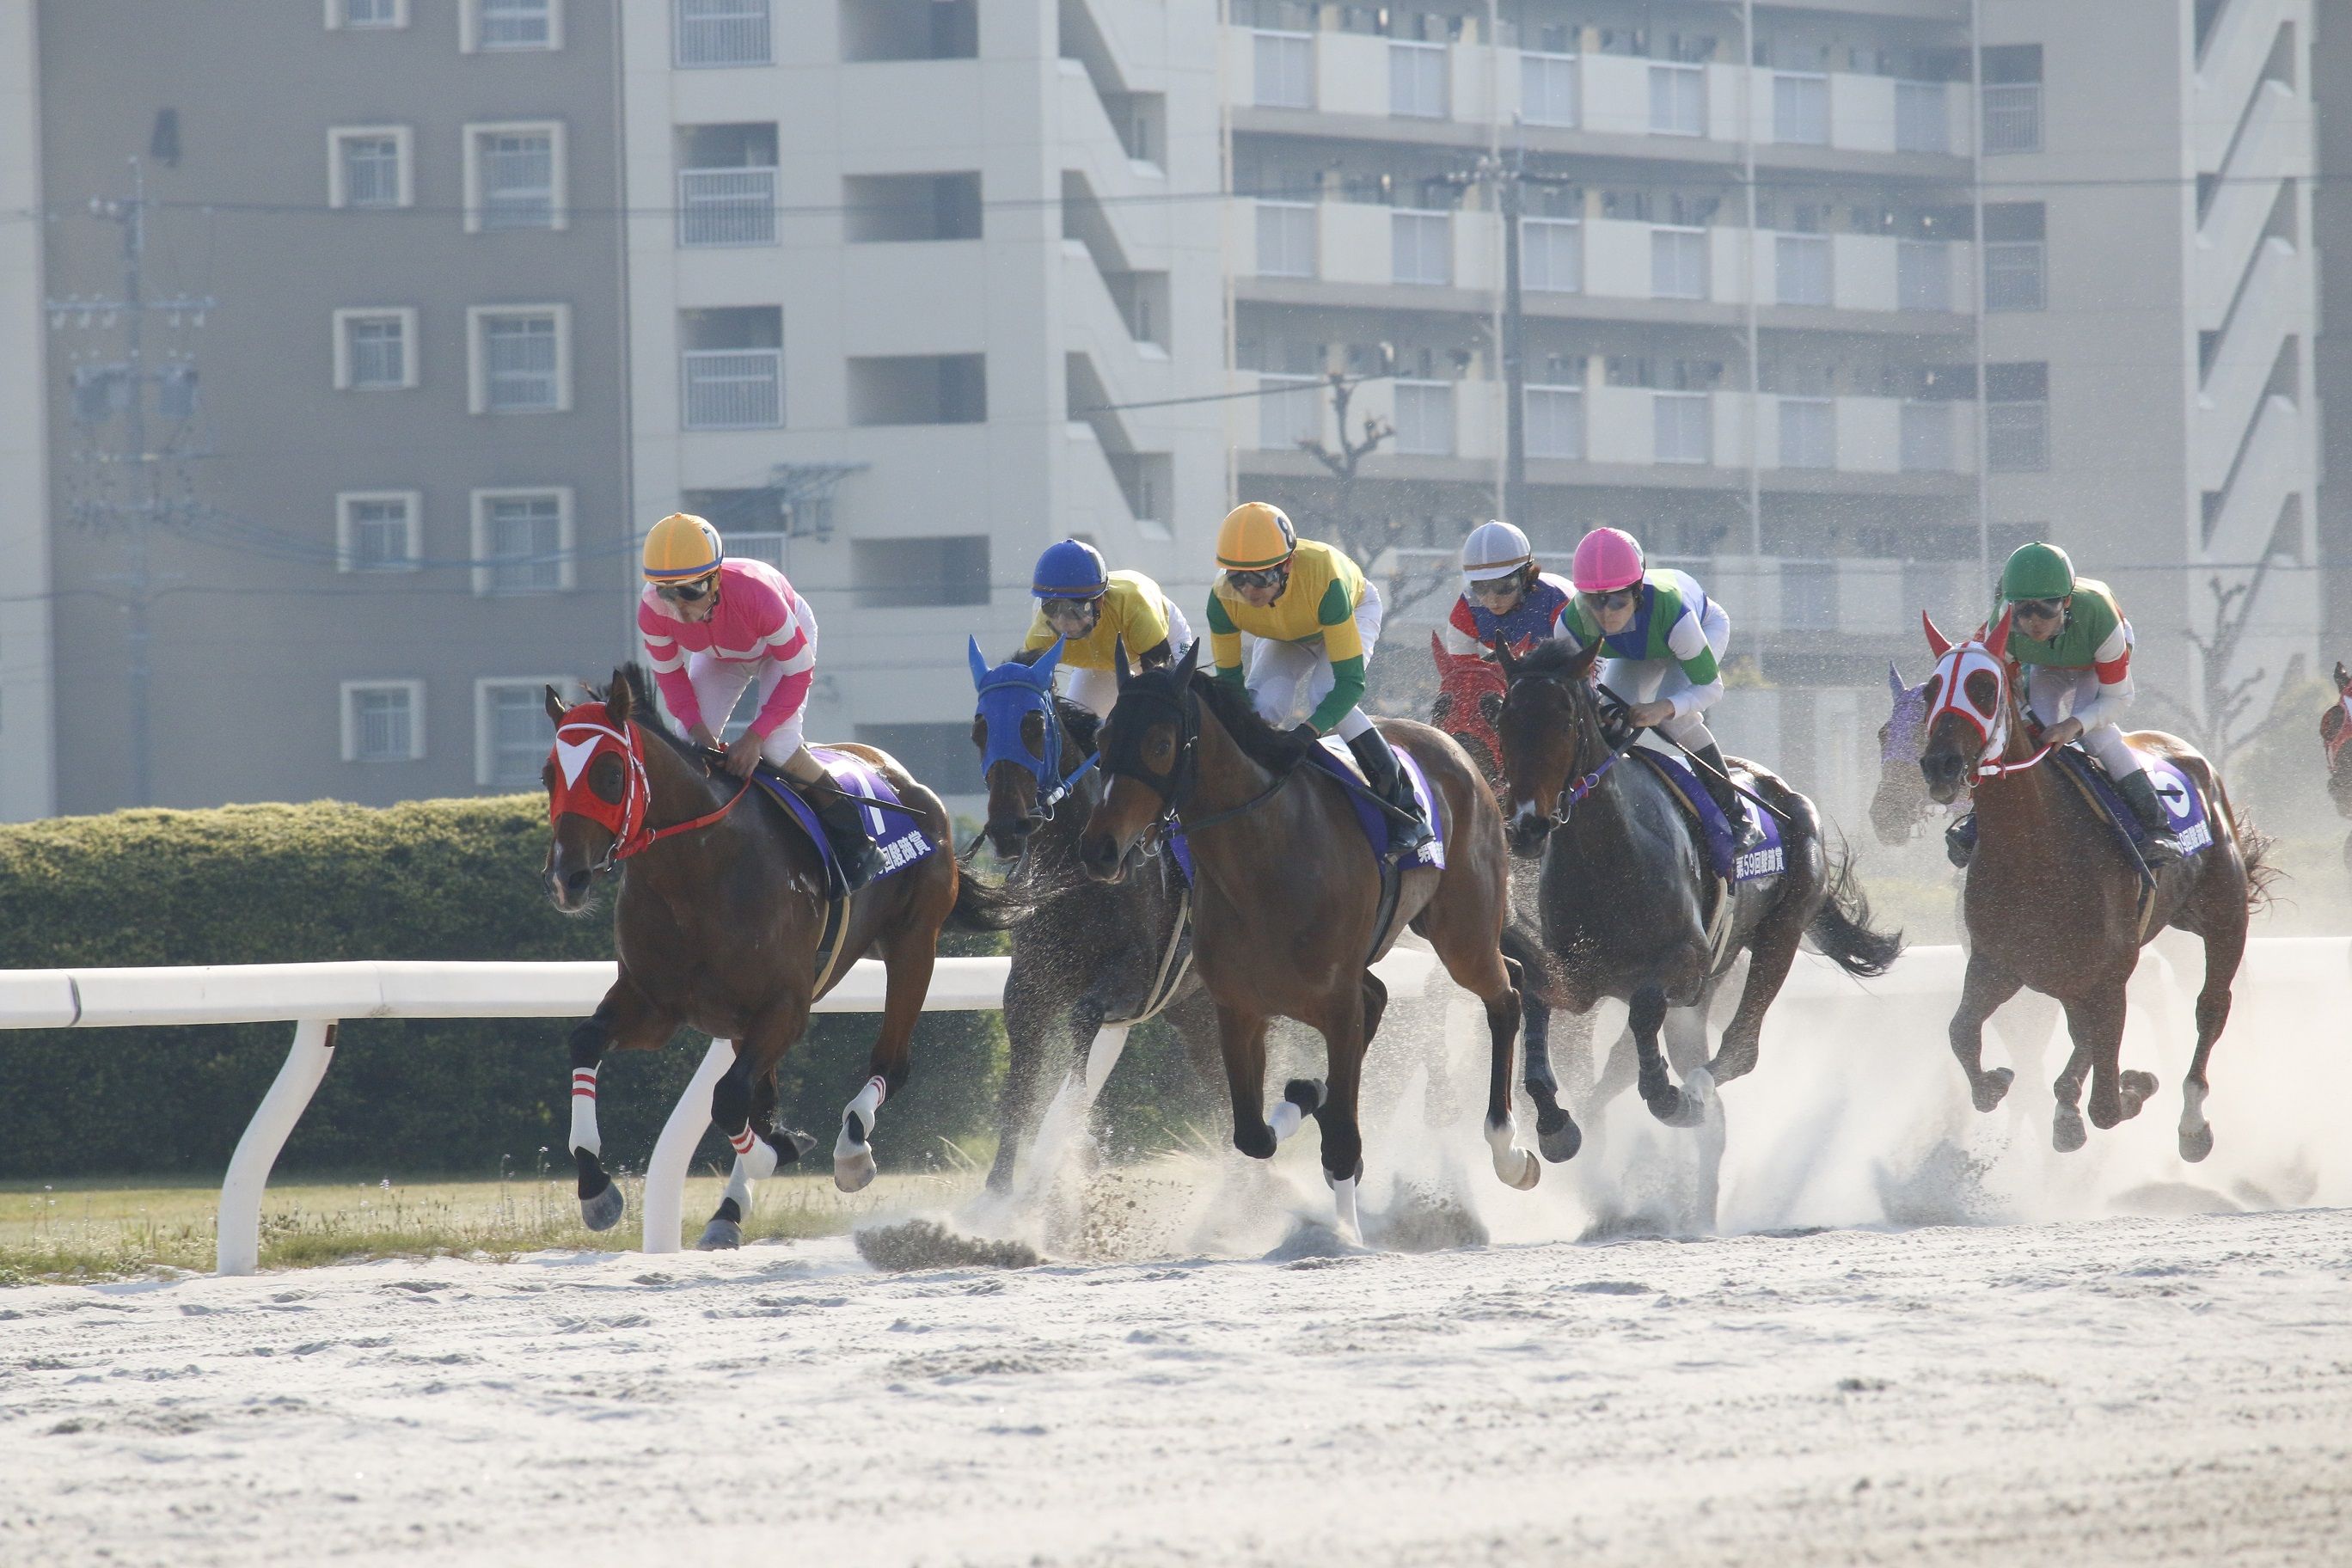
[701,1024,815,1251]
[2063,986,2150,1136]
[1949,952,2024,1115]
[1518,988,1581,1163]
[1304,990,1369,1242]
[836,923,934,1192]
[1631,986,1700,1127]
[1216,1001,1278,1159]
[567,975,676,1232]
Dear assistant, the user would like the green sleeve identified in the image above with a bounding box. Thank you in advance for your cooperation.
[1308,656,1366,733]
[1206,592,1245,688]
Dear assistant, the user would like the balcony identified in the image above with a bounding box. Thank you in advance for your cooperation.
[681,348,782,429]
[677,167,778,247]
[673,0,770,67]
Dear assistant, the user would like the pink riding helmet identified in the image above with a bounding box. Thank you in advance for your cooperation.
[1571,527,1645,594]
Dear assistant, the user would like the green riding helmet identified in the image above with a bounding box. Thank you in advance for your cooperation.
[2000,541,2076,603]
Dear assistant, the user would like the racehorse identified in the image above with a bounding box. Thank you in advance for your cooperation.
[2321,661,2352,874]
[1492,637,1900,1138]
[967,640,1219,1193]
[1870,661,1939,849]
[542,666,1010,1248]
[1917,612,2268,1158]
[1077,642,1543,1239]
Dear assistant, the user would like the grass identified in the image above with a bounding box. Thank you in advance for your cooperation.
[0,1163,982,1285]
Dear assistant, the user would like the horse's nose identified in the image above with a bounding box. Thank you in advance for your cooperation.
[548,866,592,908]
[1078,830,1126,883]
[1920,751,1963,792]
[986,815,1039,860]
[1505,805,1551,860]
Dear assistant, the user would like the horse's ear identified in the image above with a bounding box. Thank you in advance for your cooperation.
[1176,637,1201,677]
[1031,636,1065,684]
[1922,611,1951,658]
[1492,639,1518,679]
[608,667,634,724]
[1985,607,2014,663]
[1477,690,1504,726]
[1429,630,1446,671]
[1113,636,1131,689]
[1886,661,1907,699]
[2335,659,2349,693]
[1565,639,1602,682]
[967,635,990,689]
[545,684,568,725]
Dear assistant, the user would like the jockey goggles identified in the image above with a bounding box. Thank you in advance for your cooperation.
[1469,570,1528,601]
[2010,597,2065,623]
[656,573,719,603]
[1581,586,1638,613]
[1226,565,1288,593]
[1040,596,1100,623]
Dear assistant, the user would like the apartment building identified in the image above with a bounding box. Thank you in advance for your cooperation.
[2315,0,2352,646]
[1222,0,2321,824]
[0,0,53,820]
[617,0,1226,788]
[31,0,631,813]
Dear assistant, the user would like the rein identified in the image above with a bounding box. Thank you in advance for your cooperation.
[615,772,752,862]
[1106,677,1293,842]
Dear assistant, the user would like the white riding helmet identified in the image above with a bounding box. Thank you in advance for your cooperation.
[1460,519,1534,586]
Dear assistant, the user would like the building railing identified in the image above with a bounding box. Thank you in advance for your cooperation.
[677,167,779,247]
[675,0,771,66]
[682,347,784,429]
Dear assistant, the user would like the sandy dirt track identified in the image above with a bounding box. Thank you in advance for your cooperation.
[5,1205,2349,1567]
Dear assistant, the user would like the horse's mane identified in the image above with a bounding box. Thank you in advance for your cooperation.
[1116,664,1314,773]
[1052,694,1102,755]
[1512,638,1590,680]
[598,665,703,763]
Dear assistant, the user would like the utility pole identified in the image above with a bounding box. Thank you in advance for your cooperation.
[1447,144,1569,530]
[48,158,214,808]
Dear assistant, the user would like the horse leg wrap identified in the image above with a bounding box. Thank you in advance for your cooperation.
[1269,1079,1325,1145]
[834,1075,887,1192]
[1332,1176,1363,1245]
[568,1065,601,1158]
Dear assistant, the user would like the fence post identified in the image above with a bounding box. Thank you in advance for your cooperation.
[641,1037,733,1254]
[217,1019,338,1277]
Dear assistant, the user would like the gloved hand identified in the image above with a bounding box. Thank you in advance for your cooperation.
[1288,722,1321,747]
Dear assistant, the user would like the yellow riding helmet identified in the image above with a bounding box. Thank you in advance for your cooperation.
[1216,502,1297,573]
[642,512,724,584]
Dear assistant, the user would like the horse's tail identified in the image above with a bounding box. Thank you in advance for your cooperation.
[1807,839,1903,978]
[1501,907,1571,1007]
[946,862,1031,931]
[2211,774,2280,916]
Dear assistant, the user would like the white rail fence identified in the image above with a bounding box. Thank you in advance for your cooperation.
[3,939,2340,1275]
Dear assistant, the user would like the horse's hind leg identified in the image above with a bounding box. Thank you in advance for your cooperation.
[1708,897,1807,1084]
[1632,987,1700,1127]
[985,975,1064,1193]
[1950,953,2024,1114]
[1519,987,1582,1164]
[2065,984,2147,1135]
[2178,903,2245,1162]
[1303,991,1371,1241]
[836,921,937,1193]
[702,1011,815,1249]
[567,973,675,1232]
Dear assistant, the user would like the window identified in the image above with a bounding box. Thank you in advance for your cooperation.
[1779,397,1834,468]
[1522,51,1578,128]
[472,488,573,595]
[466,0,559,51]
[841,0,976,60]
[333,308,417,390]
[1651,226,1706,300]
[847,354,986,425]
[675,0,769,66]
[341,682,424,763]
[1897,239,1951,312]
[336,491,421,572]
[1257,201,1316,278]
[1393,381,1454,456]
[1522,217,1581,293]
[1258,374,1322,449]
[1525,384,1583,460]
[850,536,989,608]
[1773,73,1829,146]
[1896,80,1948,154]
[465,123,565,232]
[1776,233,1831,307]
[1649,63,1705,137]
[724,530,788,569]
[1900,401,1954,471]
[1654,391,1711,463]
[329,128,410,210]
[1389,41,1447,119]
[465,306,569,413]
[1981,46,2042,155]
[1987,361,2049,471]
[328,0,407,28]
[1983,204,2046,311]
[842,172,983,242]
[1393,210,1451,286]
[1254,30,1314,108]
[476,680,563,787]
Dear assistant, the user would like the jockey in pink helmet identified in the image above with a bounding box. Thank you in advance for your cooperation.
[1554,527,1743,828]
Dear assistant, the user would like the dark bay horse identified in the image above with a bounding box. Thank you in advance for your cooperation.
[1077,643,1541,1240]
[544,667,1008,1248]
[1493,638,1900,1137]
[967,640,1219,1194]
[1919,614,2268,1158]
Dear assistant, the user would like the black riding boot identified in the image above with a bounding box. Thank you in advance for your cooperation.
[805,775,886,888]
[1945,813,1977,869]
[1346,728,1432,858]
[2115,769,2184,867]
[1691,741,1748,836]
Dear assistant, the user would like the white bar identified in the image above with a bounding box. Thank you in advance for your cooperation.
[642,1037,734,1255]
[217,1020,337,1277]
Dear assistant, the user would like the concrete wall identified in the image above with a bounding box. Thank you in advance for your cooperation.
[0,0,56,819]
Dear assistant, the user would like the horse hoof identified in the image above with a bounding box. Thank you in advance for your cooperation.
[2118,1071,2159,1118]
[1495,1148,1540,1191]
[695,1218,743,1252]
[1706,1046,1757,1083]
[2179,1124,2214,1164]
[2053,1107,2088,1154]
[776,1128,818,1165]
[579,1180,625,1233]
[835,1148,878,1193]
[1972,1068,2014,1114]
[1649,1089,1703,1129]
[1283,1078,1328,1116]
[1537,1120,1583,1164]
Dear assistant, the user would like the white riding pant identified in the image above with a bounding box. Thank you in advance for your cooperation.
[1602,597,1730,750]
[1246,580,1383,742]
[1064,603,1195,720]
[689,652,809,766]
[2024,665,2143,781]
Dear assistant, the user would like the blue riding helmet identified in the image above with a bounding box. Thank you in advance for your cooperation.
[1032,538,1109,600]
[967,635,1099,812]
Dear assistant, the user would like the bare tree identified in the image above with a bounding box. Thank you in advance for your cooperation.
[1289,373,1453,617]
[2141,566,2288,768]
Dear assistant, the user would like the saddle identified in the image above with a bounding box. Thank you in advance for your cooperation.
[1628,747,1783,977]
[1302,738,1448,966]
[745,747,938,990]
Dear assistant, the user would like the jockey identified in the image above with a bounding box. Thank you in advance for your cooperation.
[637,512,882,883]
[1969,540,2181,866]
[1552,526,1745,830]
[1019,538,1194,720]
[1206,501,1431,854]
[1443,519,1574,658]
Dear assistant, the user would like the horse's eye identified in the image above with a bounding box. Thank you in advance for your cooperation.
[1145,728,1175,770]
[1020,711,1045,759]
[589,754,625,804]
[1477,692,1504,726]
[1921,675,1943,711]
[970,716,987,749]
[1964,671,1998,713]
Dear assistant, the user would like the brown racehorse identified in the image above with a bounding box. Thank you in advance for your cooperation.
[2320,661,2352,875]
[1077,642,1542,1240]
[1917,614,2269,1159]
[543,666,1006,1248]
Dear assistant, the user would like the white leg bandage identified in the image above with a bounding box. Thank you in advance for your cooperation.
[1268,1099,1305,1144]
[844,1075,885,1143]
[568,1065,600,1157]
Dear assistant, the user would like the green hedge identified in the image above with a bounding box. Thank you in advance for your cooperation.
[0,798,1003,1179]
